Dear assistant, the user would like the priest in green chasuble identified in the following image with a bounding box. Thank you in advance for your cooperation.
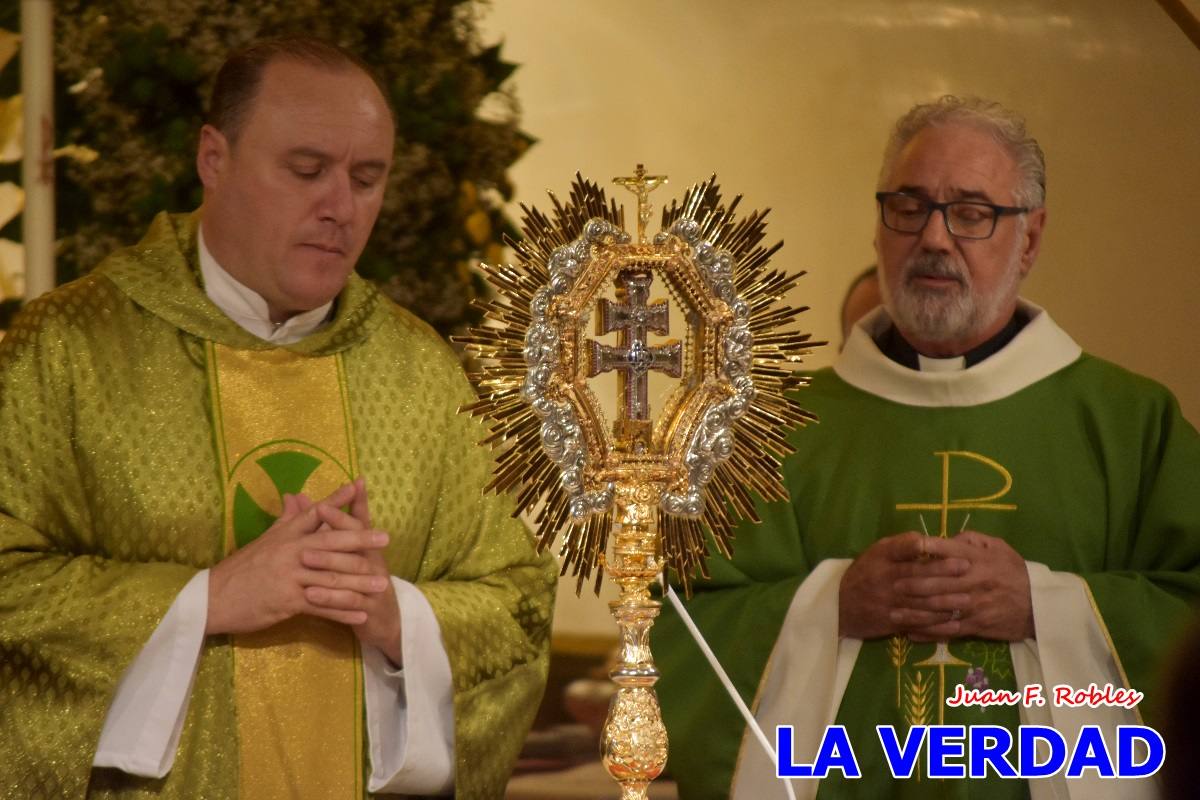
[655,96,1200,799]
[0,37,555,799]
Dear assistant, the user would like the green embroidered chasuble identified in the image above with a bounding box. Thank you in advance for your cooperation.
[654,309,1200,799]
[0,212,556,799]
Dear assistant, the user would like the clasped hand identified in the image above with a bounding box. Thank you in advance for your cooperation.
[838,530,1034,642]
[206,478,404,664]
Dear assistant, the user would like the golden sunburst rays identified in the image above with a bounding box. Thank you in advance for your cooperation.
[456,172,821,595]
[651,176,820,592]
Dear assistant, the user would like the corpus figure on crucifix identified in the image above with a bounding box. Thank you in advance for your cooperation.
[612,164,667,244]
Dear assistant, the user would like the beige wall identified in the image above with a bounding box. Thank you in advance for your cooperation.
[480,0,1200,636]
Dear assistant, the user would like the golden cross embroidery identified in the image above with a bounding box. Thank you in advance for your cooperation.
[894,449,1018,727]
[588,270,682,423]
[895,450,1017,537]
[613,163,668,244]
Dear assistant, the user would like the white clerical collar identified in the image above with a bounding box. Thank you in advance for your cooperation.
[197,226,333,345]
[917,353,966,372]
[834,299,1083,407]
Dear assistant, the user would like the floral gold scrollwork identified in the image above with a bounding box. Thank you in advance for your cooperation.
[602,688,669,788]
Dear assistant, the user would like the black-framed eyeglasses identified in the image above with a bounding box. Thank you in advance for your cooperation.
[875,192,1029,240]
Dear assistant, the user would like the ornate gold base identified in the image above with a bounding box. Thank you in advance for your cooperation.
[600,495,668,800]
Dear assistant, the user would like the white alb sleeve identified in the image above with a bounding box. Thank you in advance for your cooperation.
[363,577,456,795]
[93,570,208,776]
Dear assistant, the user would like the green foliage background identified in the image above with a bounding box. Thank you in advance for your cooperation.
[0,0,530,337]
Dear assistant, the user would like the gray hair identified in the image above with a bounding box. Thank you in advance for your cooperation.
[877,95,1046,209]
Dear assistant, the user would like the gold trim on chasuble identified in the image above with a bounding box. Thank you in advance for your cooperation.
[206,343,364,798]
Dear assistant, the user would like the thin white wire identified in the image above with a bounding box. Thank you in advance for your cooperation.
[662,579,798,800]
[918,512,971,538]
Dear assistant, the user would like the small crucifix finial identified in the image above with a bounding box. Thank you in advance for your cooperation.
[613,164,667,244]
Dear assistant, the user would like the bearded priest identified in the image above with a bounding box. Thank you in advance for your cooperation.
[655,95,1200,800]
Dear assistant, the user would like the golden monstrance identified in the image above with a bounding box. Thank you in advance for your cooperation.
[458,166,820,799]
